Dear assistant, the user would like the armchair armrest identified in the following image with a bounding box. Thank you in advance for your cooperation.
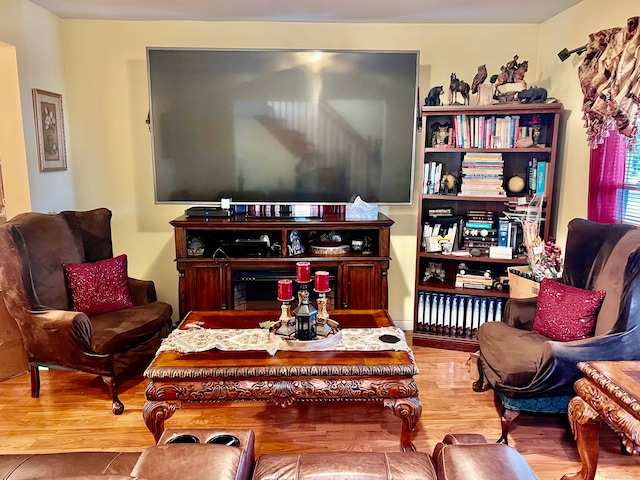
[517,329,640,398]
[22,309,111,370]
[127,278,158,305]
[502,297,538,330]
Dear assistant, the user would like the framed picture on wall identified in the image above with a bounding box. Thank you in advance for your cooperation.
[32,89,67,172]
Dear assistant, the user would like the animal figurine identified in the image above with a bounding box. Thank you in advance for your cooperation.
[425,86,444,106]
[517,86,548,104]
[490,56,528,93]
[430,121,451,147]
[448,73,470,105]
[471,65,487,94]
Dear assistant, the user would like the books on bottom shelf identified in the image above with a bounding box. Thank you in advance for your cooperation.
[416,292,503,338]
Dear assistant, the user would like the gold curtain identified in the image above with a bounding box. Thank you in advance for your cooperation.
[579,17,640,149]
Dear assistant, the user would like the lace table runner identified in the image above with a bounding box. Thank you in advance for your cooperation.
[157,325,411,357]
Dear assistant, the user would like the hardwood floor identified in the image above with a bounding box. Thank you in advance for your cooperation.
[0,336,638,479]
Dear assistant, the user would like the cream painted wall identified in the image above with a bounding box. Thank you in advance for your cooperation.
[0,0,75,214]
[59,20,542,327]
[0,42,31,217]
[537,0,638,249]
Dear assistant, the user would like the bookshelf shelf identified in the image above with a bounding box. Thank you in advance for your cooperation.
[413,102,562,351]
[424,147,553,154]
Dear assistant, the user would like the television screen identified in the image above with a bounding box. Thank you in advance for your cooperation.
[147,48,419,205]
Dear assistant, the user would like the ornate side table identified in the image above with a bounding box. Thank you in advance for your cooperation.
[561,361,640,480]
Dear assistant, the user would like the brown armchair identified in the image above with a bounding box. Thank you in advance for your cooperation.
[474,218,640,443]
[0,208,173,414]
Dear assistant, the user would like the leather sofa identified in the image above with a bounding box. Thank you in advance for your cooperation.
[0,429,538,480]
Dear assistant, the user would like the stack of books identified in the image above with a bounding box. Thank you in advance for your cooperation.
[463,210,498,252]
[459,153,505,197]
[454,272,493,290]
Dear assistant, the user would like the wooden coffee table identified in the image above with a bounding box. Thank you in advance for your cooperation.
[143,309,421,451]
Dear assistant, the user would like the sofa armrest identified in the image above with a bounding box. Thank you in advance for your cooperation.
[127,278,158,305]
[503,297,538,330]
[434,442,537,480]
[432,433,489,463]
[131,444,252,480]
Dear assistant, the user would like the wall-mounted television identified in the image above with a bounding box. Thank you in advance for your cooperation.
[147,48,419,206]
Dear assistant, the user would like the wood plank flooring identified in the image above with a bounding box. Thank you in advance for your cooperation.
[0,336,638,479]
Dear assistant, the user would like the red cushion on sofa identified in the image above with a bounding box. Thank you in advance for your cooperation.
[532,278,606,342]
[63,254,134,315]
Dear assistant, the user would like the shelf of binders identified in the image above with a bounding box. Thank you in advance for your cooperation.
[415,291,506,351]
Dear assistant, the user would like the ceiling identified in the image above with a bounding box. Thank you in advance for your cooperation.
[28,0,582,24]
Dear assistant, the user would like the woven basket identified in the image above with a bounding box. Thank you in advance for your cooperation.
[508,265,540,298]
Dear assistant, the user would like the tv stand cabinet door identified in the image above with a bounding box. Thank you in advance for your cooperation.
[340,262,386,310]
[181,262,229,317]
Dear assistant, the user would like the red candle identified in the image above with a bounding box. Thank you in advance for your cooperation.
[277,279,293,300]
[296,261,311,283]
[315,271,330,292]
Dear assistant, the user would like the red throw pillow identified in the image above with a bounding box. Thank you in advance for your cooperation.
[63,254,134,316]
[532,278,606,342]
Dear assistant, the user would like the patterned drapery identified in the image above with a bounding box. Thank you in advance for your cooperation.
[579,17,640,149]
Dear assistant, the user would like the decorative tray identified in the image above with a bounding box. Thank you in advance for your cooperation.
[310,244,350,256]
[268,319,342,351]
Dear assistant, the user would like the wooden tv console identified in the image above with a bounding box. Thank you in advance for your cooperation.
[170,213,394,318]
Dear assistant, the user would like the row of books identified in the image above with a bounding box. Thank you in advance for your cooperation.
[527,158,548,197]
[422,161,448,195]
[416,292,504,338]
[451,114,542,149]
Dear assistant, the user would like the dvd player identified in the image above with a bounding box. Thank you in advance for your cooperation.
[185,206,232,217]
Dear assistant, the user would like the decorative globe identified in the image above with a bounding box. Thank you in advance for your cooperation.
[507,175,526,194]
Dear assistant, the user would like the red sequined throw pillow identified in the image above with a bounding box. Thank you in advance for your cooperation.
[532,278,606,342]
[63,254,134,316]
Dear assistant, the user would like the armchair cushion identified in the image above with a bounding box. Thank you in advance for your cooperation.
[477,322,549,388]
[63,254,134,316]
[90,302,173,354]
[531,278,606,342]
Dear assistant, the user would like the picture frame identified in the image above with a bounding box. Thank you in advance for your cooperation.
[32,89,67,172]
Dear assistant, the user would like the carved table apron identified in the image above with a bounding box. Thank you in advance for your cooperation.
[561,360,640,480]
[143,309,421,452]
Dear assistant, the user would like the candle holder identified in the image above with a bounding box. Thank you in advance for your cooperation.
[314,289,332,337]
[276,279,295,336]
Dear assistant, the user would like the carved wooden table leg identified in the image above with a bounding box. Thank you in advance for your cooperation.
[384,397,422,452]
[143,400,181,443]
[561,396,602,480]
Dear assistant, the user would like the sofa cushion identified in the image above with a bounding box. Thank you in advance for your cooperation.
[0,452,140,479]
[252,452,437,480]
[63,254,134,316]
[532,278,606,342]
[477,321,548,388]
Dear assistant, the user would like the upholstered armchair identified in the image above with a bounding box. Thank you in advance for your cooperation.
[474,218,640,443]
[0,208,173,414]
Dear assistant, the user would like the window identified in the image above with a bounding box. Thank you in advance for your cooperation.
[620,121,640,225]
[588,120,640,225]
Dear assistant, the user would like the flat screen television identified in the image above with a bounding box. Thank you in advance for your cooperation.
[147,48,419,206]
